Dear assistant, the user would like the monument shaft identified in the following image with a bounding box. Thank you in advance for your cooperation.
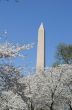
[36,23,45,71]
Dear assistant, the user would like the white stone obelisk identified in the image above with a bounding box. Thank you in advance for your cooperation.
[36,23,45,72]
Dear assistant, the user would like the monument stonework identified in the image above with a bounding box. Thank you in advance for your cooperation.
[36,23,45,72]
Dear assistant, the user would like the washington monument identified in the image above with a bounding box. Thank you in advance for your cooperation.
[36,23,45,72]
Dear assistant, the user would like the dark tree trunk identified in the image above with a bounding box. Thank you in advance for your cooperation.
[50,102,54,110]
[31,102,34,110]
[69,104,72,110]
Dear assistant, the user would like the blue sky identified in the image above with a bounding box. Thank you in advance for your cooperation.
[0,0,72,68]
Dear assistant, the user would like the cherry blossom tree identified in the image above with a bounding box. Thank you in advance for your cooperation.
[0,31,34,110]
[23,64,72,110]
[0,42,34,59]
[0,64,72,110]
